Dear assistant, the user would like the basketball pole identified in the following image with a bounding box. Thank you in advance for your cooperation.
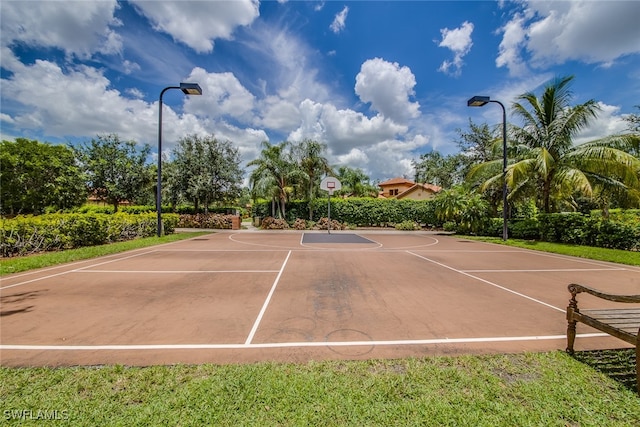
[327,191,331,234]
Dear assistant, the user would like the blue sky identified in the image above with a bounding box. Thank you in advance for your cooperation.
[2,0,639,182]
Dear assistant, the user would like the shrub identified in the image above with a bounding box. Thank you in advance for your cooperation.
[313,217,347,230]
[395,220,420,231]
[292,218,307,230]
[510,218,541,240]
[442,221,456,232]
[260,217,289,229]
[0,213,178,257]
[177,213,235,229]
[538,213,588,244]
[594,220,639,251]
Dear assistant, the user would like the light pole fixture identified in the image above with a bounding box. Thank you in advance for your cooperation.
[157,82,202,237]
[467,95,508,241]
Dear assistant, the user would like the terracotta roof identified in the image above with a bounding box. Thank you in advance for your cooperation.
[396,183,442,199]
[378,177,415,187]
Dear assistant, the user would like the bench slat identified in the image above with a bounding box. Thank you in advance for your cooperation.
[582,309,640,316]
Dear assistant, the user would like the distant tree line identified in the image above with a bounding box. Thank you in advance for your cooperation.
[0,134,243,215]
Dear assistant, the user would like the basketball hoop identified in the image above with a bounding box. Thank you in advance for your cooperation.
[320,176,341,195]
[319,177,342,233]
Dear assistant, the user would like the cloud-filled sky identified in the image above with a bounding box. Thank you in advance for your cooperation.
[2,0,639,182]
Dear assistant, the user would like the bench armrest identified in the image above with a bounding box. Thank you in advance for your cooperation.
[568,283,640,304]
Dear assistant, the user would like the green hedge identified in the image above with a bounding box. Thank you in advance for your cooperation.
[1,213,179,257]
[177,214,236,229]
[480,212,639,251]
[252,200,638,251]
[71,204,245,215]
[253,198,440,227]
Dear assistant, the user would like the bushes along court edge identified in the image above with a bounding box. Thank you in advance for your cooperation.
[1,213,179,257]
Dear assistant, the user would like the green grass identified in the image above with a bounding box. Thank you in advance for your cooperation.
[1,352,639,426]
[0,232,211,276]
[462,236,640,266]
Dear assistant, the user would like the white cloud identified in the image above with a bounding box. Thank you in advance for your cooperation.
[122,60,141,75]
[1,113,15,124]
[497,1,640,74]
[130,0,259,53]
[284,99,431,180]
[495,13,529,76]
[355,58,420,123]
[437,21,474,76]
[0,0,122,58]
[184,68,256,120]
[0,59,204,151]
[243,24,334,105]
[256,96,301,132]
[126,88,145,99]
[573,102,630,145]
[288,99,407,154]
[330,6,349,34]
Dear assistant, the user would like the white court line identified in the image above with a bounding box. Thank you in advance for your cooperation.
[244,250,292,345]
[153,249,290,252]
[0,333,608,351]
[1,234,210,280]
[0,250,155,291]
[72,270,280,274]
[406,251,565,313]
[462,268,625,273]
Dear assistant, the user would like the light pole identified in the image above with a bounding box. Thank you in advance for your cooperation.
[467,95,508,241]
[157,83,202,237]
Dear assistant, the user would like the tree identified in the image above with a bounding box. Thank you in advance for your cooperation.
[167,134,243,212]
[455,119,506,215]
[335,166,378,197]
[432,186,490,233]
[291,140,333,219]
[412,151,464,189]
[0,138,87,214]
[471,76,640,213]
[248,141,304,219]
[75,134,152,212]
[623,105,640,134]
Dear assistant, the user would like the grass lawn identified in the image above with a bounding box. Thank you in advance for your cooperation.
[462,236,640,266]
[1,352,639,426]
[2,231,639,425]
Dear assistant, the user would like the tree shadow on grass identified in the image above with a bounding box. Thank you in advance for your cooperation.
[572,348,637,393]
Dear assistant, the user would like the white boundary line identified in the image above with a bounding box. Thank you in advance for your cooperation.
[71,270,280,274]
[0,250,155,291]
[0,333,608,351]
[406,251,565,313]
[462,268,624,273]
[1,233,211,280]
[244,250,292,345]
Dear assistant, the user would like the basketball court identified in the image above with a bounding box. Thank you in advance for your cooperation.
[1,230,639,367]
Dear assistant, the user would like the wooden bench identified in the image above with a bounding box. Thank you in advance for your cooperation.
[566,283,640,394]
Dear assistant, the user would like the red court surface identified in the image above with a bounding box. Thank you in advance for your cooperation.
[1,231,639,367]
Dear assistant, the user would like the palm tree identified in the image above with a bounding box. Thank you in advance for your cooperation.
[471,76,640,213]
[248,141,303,219]
[291,140,333,219]
[335,166,378,197]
